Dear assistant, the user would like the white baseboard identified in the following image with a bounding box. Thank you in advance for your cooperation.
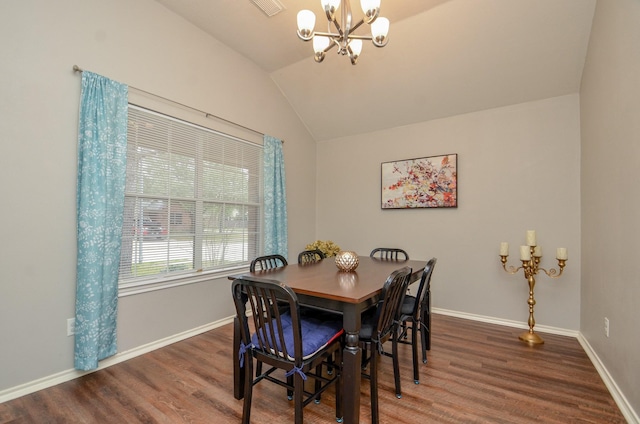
[432,307,580,337]
[433,308,638,423]
[577,333,639,424]
[0,316,234,404]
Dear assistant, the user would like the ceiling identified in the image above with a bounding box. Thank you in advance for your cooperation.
[153,0,596,141]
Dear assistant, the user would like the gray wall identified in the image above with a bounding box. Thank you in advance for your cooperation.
[580,0,640,413]
[0,0,316,392]
[316,95,582,330]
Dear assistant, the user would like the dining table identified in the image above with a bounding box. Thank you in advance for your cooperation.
[229,255,426,424]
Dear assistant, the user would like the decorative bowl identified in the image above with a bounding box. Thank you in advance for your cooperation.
[335,251,359,272]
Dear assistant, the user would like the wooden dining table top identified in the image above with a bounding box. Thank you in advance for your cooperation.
[230,255,426,304]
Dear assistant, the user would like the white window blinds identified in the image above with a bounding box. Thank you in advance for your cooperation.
[119,105,262,285]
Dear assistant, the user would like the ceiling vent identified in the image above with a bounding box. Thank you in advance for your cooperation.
[250,0,285,17]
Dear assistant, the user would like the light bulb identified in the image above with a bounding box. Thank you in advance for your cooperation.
[371,17,389,47]
[360,0,380,19]
[348,39,363,65]
[297,10,316,40]
[322,0,340,15]
[349,39,363,57]
[313,36,331,53]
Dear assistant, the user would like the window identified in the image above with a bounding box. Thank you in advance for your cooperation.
[118,105,262,290]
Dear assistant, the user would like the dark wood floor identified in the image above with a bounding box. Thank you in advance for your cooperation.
[0,314,626,423]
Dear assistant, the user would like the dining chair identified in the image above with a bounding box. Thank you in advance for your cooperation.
[397,258,437,384]
[250,254,288,272]
[297,249,326,265]
[249,254,289,381]
[369,247,410,260]
[232,276,344,424]
[359,266,412,424]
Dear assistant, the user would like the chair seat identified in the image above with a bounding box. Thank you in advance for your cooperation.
[252,312,344,360]
[400,295,417,315]
[359,309,378,340]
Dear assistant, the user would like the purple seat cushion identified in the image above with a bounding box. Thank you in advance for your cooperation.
[252,312,343,360]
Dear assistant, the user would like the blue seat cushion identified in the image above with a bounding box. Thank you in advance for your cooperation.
[252,312,343,360]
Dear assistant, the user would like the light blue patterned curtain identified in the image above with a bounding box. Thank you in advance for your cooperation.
[75,71,128,371]
[263,135,288,258]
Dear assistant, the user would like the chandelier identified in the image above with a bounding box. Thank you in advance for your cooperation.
[296,0,390,65]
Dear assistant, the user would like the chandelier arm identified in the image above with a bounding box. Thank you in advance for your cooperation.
[324,6,343,37]
[314,31,342,38]
[342,0,353,39]
[324,5,335,23]
[349,18,366,34]
[362,10,379,25]
[325,40,339,53]
[331,18,343,37]
[297,31,313,42]
[372,38,388,48]
[346,34,373,41]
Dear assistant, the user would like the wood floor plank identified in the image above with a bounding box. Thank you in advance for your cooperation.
[0,314,626,423]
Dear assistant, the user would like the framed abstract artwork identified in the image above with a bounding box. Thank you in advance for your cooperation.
[381,153,457,209]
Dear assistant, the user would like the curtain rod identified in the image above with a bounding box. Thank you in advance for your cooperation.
[72,65,283,143]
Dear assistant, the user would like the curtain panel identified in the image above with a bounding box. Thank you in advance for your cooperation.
[263,135,288,258]
[75,71,128,371]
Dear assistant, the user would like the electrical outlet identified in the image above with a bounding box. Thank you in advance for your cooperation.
[604,317,609,338]
[67,318,76,336]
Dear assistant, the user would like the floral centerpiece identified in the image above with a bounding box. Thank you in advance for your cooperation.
[305,240,341,257]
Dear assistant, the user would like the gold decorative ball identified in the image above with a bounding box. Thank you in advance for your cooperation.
[335,251,359,272]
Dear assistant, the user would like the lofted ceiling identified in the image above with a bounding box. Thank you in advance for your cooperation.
[153,0,596,141]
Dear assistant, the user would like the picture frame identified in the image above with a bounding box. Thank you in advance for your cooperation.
[381,153,457,209]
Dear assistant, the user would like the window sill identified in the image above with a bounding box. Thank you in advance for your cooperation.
[118,266,249,297]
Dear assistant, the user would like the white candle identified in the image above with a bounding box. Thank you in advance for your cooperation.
[526,230,536,246]
[533,246,542,257]
[500,242,509,256]
[520,245,531,261]
[556,248,568,260]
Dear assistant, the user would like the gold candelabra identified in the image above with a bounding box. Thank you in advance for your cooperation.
[499,230,567,345]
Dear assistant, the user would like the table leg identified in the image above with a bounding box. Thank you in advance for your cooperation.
[341,305,361,424]
[233,316,244,400]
